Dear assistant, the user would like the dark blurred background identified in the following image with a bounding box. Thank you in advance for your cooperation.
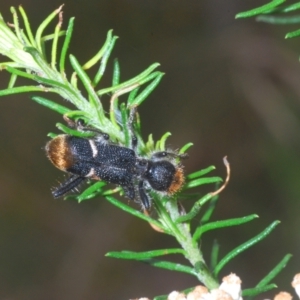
[0,0,299,299]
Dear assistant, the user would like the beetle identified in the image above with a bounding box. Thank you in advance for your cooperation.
[45,108,187,209]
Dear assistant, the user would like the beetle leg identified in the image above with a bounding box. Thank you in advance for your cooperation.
[138,180,151,210]
[52,175,85,198]
[122,183,135,200]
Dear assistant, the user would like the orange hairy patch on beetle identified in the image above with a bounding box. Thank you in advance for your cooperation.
[46,135,74,171]
[167,167,185,195]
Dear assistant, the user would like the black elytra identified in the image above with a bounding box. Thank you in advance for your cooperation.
[45,108,187,209]
[66,136,136,185]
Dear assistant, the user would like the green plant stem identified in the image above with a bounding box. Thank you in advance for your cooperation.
[160,199,219,289]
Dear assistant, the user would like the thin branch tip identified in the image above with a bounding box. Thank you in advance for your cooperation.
[210,156,230,197]
[223,155,229,166]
